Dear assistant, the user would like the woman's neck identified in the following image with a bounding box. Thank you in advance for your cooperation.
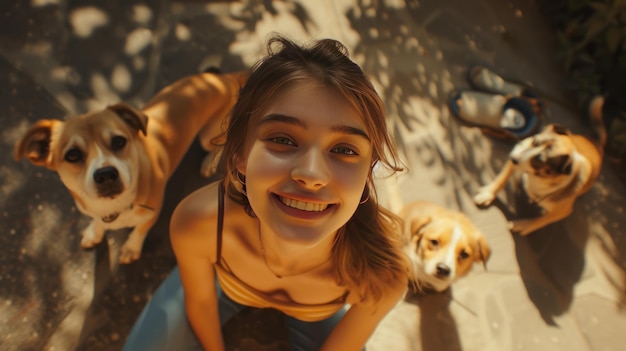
[257,221,335,279]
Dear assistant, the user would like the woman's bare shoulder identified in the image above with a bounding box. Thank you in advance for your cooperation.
[173,182,220,223]
[170,181,252,261]
[174,181,249,224]
[170,181,222,260]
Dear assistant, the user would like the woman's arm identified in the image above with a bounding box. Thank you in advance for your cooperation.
[177,254,224,351]
[170,183,225,351]
[320,280,408,351]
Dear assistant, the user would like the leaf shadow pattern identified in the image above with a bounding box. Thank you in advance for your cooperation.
[345,0,504,211]
[0,53,92,351]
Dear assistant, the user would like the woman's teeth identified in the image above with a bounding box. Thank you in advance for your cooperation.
[279,196,329,212]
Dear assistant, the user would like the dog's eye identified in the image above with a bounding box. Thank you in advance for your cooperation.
[64,148,83,163]
[532,138,539,147]
[429,239,439,247]
[459,250,469,260]
[111,136,127,151]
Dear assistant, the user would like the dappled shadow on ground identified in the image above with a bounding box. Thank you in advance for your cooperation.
[345,0,496,212]
[0,54,89,351]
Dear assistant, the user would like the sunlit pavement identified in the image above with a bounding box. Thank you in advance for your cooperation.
[1,1,625,350]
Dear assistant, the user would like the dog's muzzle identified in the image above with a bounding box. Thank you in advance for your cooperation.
[435,263,451,278]
[94,166,123,197]
[94,166,119,184]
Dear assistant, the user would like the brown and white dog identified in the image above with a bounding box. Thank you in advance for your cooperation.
[14,71,247,263]
[473,96,607,236]
[400,201,491,292]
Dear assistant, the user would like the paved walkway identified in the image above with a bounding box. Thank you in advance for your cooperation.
[1,1,625,350]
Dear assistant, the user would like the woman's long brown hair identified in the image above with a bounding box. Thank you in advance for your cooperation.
[220,35,410,302]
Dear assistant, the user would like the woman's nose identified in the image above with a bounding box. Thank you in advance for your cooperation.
[291,149,329,189]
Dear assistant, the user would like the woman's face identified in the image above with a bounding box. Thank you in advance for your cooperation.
[239,82,373,246]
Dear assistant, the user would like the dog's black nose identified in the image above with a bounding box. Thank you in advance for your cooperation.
[94,166,119,184]
[436,263,451,277]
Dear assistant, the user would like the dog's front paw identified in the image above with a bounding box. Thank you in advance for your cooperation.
[119,232,145,264]
[473,188,496,207]
[81,221,105,248]
[119,241,141,264]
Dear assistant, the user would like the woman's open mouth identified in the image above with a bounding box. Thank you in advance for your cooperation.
[278,196,330,212]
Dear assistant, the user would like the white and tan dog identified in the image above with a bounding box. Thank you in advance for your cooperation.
[473,96,607,236]
[400,201,491,292]
[15,71,247,263]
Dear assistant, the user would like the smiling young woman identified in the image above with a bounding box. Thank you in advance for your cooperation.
[122,35,411,351]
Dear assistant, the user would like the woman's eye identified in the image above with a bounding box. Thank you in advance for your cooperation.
[332,146,358,156]
[269,136,295,146]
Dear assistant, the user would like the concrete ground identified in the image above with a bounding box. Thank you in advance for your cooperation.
[1,0,625,350]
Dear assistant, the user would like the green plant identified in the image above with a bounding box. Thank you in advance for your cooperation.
[543,0,626,157]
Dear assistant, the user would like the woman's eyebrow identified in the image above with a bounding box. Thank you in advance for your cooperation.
[259,113,304,128]
[332,125,370,142]
[259,113,370,141]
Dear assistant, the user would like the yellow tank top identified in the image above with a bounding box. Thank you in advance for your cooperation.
[214,185,347,322]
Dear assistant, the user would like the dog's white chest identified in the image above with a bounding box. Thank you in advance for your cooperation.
[80,203,155,231]
[103,206,153,230]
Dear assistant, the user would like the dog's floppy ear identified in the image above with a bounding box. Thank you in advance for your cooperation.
[474,234,491,269]
[107,102,148,136]
[406,215,432,241]
[14,119,62,169]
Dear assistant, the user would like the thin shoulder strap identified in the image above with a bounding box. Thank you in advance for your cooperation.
[216,183,225,263]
